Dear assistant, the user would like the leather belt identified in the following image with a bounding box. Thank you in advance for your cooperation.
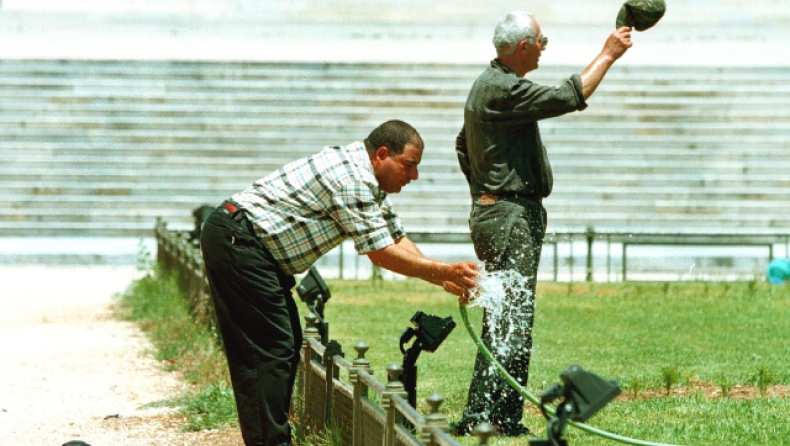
[479,192,542,204]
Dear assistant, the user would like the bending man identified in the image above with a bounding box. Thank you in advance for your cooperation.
[200,119,479,446]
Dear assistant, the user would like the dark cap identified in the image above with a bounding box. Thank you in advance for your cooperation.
[616,0,666,31]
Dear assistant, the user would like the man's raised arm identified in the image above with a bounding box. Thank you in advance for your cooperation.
[580,26,633,100]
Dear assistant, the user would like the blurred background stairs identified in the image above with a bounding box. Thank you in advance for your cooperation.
[1,0,789,270]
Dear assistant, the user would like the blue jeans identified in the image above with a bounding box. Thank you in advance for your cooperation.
[200,207,299,446]
[457,196,546,435]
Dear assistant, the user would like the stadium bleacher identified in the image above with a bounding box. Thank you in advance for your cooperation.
[1,60,789,237]
[1,0,789,274]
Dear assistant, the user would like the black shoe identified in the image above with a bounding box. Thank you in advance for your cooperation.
[453,418,476,436]
[498,423,531,437]
[454,419,530,437]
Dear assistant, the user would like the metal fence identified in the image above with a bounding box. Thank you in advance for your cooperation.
[405,228,790,282]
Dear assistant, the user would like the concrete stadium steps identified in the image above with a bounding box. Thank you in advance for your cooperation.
[1,60,789,236]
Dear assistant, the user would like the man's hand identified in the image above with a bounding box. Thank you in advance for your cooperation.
[442,280,465,299]
[603,26,633,61]
[447,260,480,289]
[441,261,480,303]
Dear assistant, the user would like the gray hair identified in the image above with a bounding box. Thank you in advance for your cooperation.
[492,11,537,57]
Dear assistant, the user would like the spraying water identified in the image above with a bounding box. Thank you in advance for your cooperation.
[467,269,535,357]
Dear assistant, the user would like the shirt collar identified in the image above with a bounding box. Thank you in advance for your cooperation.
[491,58,516,75]
[347,141,387,201]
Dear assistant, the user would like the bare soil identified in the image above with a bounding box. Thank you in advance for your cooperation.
[0,266,242,446]
[617,383,790,400]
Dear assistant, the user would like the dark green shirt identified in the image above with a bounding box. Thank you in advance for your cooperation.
[457,59,587,199]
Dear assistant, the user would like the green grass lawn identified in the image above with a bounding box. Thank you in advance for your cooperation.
[320,279,790,446]
[118,269,790,445]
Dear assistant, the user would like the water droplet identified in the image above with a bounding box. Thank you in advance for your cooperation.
[468,269,534,356]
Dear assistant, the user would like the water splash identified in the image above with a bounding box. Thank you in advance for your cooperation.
[468,269,534,356]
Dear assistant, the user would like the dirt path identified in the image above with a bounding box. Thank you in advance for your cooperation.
[0,266,242,446]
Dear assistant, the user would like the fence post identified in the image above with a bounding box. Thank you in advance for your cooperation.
[586,226,595,282]
[622,243,628,281]
[163,230,174,270]
[200,263,217,333]
[300,313,322,433]
[474,422,496,445]
[339,242,344,280]
[177,234,190,285]
[382,363,407,446]
[421,392,450,445]
[155,218,166,266]
[350,341,372,446]
[186,249,199,307]
[323,339,344,430]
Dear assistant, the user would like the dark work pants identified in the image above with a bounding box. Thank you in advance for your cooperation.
[200,208,299,446]
[457,196,546,435]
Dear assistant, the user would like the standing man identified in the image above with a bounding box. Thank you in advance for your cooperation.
[200,119,479,446]
[454,11,632,436]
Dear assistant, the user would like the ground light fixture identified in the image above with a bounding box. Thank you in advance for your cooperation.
[296,266,331,344]
[529,364,622,446]
[399,311,457,409]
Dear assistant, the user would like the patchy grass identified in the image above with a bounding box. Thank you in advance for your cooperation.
[115,267,236,431]
[117,267,790,445]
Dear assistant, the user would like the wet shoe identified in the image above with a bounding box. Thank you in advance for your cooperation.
[454,419,530,437]
[453,419,476,436]
[497,423,531,437]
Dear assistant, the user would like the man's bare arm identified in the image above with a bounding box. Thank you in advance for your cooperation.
[366,242,478,294]
[581,26,633,100]
[392,235,423,255]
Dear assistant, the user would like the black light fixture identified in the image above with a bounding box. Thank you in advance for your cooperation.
[399,311,456,409]
[190,204,214,244]
[296,266,331,344]
[530,364,621,446]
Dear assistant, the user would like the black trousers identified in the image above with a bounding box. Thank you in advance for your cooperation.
[456,196,546,435]
[200,208,300,446]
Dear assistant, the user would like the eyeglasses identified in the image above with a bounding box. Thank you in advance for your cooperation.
[524,36,548,47]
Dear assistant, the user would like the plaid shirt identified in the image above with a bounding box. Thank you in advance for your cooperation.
[231,141,405,275]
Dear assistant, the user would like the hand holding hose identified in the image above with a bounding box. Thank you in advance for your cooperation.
[441,260,479,303]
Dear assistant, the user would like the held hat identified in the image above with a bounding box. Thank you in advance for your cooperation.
[616,0,666,31]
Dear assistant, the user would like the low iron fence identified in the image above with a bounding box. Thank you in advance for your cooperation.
[405,228,790,282]
[154,218,495,445]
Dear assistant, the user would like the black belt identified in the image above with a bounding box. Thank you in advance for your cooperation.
[502,192,542,204]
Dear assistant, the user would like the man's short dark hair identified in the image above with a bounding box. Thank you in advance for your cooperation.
[364,120,424,156]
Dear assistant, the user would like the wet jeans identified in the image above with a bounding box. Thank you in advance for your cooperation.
[456,196,546,435]
[200,208,299,446]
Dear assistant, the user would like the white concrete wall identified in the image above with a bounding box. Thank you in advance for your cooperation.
[1,0,789,65]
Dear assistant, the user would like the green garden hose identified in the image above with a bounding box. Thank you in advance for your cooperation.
[459,304,683,446]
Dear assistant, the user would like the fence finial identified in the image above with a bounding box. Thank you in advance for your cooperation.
[422,392,451,444]
[382,363,407,446]
[385,363,404,389]
[473,422,497,445]
[353,341,371,372]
